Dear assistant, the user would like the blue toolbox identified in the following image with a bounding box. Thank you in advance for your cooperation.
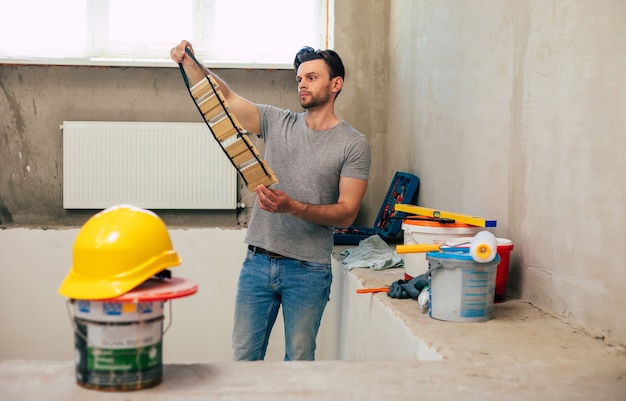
[333,171,420,245]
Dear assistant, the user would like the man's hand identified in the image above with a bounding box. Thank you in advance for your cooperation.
[170,40,193,64]
[255,185,293,214]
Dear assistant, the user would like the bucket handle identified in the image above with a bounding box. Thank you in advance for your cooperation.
[428,260,444,273]
[65,299,173,345]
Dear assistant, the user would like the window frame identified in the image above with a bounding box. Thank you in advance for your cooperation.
[0,0,333,69]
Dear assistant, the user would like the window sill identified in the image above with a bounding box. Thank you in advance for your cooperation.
[0,56,293,70]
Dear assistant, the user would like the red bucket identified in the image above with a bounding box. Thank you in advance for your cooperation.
[494,239,514,303]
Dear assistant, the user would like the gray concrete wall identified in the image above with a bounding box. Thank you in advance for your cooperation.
[387,0,626,344]
[333,0,391,222]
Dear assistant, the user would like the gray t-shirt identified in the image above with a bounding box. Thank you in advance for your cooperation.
[245,104,371,264]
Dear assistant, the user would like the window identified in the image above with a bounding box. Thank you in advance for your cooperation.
[0,0,332,69]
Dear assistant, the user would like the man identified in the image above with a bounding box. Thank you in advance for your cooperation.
[171,40,371,360]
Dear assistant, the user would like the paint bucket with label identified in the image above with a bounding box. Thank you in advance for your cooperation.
[71,299,165,390]
[426,249,500,322]
[402,219,481,280]
[66,277,198,391]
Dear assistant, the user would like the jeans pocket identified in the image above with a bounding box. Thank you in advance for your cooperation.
[298,260,330,272]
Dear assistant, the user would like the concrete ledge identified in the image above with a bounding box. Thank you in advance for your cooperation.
[346,266,625,363]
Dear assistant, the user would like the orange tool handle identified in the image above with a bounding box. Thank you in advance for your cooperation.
[356,287,389,294]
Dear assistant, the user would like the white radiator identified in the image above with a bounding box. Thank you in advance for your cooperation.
[62,121,237,209]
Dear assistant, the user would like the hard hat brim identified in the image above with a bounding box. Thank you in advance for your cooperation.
[58,251,181,300]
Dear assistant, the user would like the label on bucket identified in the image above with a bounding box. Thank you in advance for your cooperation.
[74,300,164,323]
[74,316,164,390]
[85,319,162,349]
[87,341,162,372]
[460,267,494,318]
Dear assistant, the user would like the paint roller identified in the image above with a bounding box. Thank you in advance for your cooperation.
[396,230,498,263]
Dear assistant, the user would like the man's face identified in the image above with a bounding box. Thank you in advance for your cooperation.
[296,59,336,109]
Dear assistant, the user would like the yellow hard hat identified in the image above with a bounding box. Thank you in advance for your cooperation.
[58,205,181,300]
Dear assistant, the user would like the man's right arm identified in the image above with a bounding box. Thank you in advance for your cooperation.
[171,40,261,135]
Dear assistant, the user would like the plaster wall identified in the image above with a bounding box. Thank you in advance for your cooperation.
[387,0,626,344]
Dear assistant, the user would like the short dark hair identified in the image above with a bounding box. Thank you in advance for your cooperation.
[294,46,345,80]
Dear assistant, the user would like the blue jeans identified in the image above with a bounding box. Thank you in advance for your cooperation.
[232,249,332,361]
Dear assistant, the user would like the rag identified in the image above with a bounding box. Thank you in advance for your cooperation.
[387,272,429,299]
[340,235,403,271]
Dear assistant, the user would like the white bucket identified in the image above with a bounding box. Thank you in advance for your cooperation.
[402,219,481,279]
[71,299,165,391]
[426,250,500,322]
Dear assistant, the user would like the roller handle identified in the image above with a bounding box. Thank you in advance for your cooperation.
[395,243,442,254]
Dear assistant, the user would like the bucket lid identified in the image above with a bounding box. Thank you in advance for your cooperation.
[402,218,475,228]
[426,248,501,263]
[426,248,474,261]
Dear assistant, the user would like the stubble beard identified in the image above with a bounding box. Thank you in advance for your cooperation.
[300,85,332,109]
